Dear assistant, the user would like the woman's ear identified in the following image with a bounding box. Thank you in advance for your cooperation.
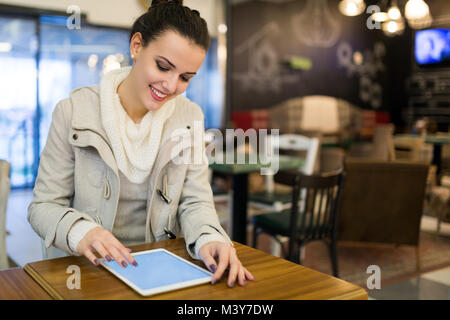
[130,32,144,59]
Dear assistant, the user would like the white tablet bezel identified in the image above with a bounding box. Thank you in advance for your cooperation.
[100,248,213,297]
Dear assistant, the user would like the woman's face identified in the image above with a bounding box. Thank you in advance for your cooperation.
[130,30,206,112]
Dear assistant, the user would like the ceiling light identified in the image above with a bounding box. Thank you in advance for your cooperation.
[382,19,405,36]
[408,12,433,29]
[405,0,430,20]
[372,11,388,22]
[388,5,401,20]
[339,0,366,17]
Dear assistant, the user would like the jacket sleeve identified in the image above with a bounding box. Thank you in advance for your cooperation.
[27,99,96,255]
[177,107,233,260]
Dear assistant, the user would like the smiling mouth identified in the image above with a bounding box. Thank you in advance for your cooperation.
[149,85,168,101]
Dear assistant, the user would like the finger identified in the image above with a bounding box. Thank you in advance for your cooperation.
[105,244,129,268]
[212,246,231,283]
[199,248,217,274]
[238,267,246,286]
[227,260,240,288]
[83,248,100,266]
[227,248,241,287]
[91,241,112,262]
[109,237,138,266]
[118,245,138,266]
[244,267,255,281]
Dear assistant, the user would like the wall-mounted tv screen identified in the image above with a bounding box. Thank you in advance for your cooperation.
[415,29,450,66]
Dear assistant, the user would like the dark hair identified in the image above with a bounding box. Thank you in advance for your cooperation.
[130,0,210,51]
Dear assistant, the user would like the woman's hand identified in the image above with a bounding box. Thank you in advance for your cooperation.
[77,226,138,268]
[198,242,255,287]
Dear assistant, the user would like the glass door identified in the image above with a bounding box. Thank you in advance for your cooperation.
[0,15,38,188]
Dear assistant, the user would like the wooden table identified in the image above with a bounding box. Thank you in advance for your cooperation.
[424,134,450,176]
[210,154,304,244]
[24,239,367,300]
[0,268,52,300]
[395,133,450,176]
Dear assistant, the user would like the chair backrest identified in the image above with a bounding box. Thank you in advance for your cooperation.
[394,135,433,163]
[372,124,396,161]
[0,160,11,269]
[274,134,320,175]
[338,159,429,246]
[274,170,345,261]
[319,147,345,173]
[265,134,320,193]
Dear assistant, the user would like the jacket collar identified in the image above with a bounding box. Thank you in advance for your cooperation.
[70,85,107,139]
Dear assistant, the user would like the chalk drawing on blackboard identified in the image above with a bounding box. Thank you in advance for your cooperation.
[291,0,341,49]
[233,22,299,93]
[337,41,386,109]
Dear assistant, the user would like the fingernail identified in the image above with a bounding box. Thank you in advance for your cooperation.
[121,261,128,268]
[209,264,216,273]
[94,259,99,266]
[132,261,138,267]
[105,255,112,262]
[230,281,235,288]
[128,248,132,252]
[211,278,216,285]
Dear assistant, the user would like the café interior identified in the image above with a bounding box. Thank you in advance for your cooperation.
[0,0,449,300]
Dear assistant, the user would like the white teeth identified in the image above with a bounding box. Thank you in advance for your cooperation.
[151,86,166,99]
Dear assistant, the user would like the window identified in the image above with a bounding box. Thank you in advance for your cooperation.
[0,16,38,187]
[0,6,224,188]
[0,10,130,188]
[185,38,223,130]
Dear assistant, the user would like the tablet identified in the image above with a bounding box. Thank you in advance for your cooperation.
[100,248,213,296]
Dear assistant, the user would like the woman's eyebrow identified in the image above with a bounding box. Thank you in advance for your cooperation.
[157,55,197,75]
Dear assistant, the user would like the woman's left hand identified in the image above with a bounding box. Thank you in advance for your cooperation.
[198,242,255,287]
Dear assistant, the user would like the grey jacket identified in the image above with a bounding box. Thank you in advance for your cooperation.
[28,85,232,259]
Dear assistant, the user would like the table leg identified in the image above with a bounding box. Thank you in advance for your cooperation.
[231,173,249,244]
[433,144,442,178]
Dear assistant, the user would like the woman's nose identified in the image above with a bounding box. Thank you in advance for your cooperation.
[162,74,178,94]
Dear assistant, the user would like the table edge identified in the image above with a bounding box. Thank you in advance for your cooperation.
[24,263,60,300]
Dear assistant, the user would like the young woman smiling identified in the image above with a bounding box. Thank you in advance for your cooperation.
[28,0,254,288]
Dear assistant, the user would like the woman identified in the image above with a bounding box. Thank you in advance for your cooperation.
[28,0,254,288]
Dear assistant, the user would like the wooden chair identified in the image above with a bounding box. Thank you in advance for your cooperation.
[249,134,320,212]
[0,160,11,269]
[252,170,345,277]
[337,159,429,271]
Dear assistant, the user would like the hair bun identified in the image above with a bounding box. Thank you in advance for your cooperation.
[150,0,183,9]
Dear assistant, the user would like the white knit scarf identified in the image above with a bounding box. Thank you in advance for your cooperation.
[100,66,176,183]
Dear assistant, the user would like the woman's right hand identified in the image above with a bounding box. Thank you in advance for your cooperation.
[76,226,138,268]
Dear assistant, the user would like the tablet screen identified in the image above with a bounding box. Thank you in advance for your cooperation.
[101,249,212,296]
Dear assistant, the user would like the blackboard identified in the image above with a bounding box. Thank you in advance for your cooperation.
[229,0,391,112]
